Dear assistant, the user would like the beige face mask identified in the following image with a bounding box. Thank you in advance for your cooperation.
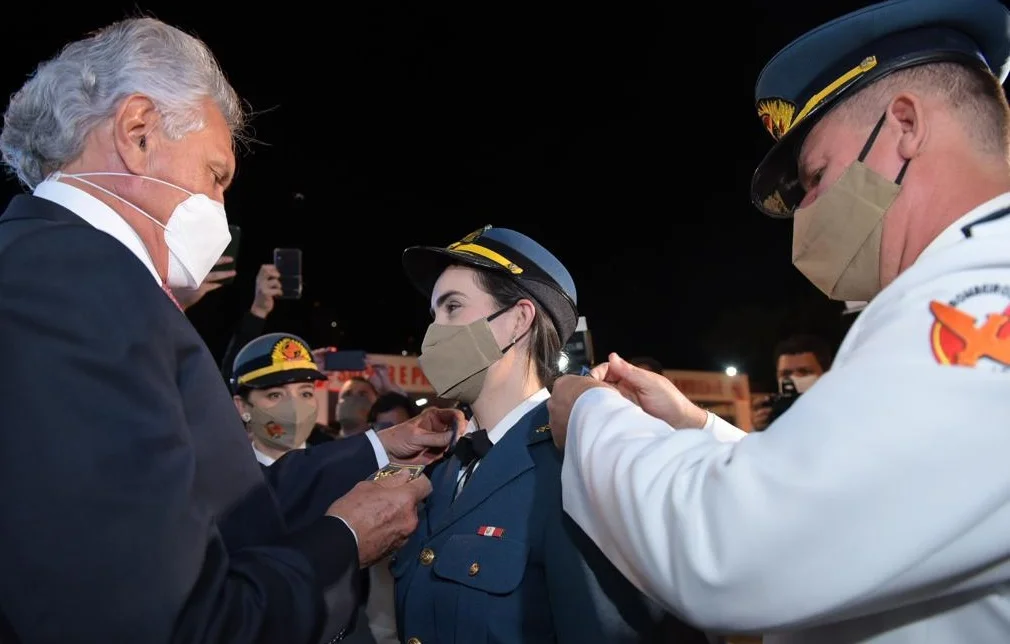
[247,397,318,451]
[418,306,518,404]
[792,114,909,302]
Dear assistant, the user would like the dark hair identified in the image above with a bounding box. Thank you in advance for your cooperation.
[368,392,415,423]
[773,334,834,371]
[629,356,663,373]
[474,269,563,389]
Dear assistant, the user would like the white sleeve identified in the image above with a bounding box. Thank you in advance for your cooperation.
[561,264,1010,632]
[702,411,747,443]
[365,429,390,469]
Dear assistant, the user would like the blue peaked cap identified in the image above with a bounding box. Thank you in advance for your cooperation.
[750,0,1010,218]
[481,227,578,304]
[402,225,579,343]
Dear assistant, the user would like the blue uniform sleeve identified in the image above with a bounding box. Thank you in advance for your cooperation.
[541,443,708,644]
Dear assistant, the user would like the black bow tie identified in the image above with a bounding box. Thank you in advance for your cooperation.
[454,429,492,467]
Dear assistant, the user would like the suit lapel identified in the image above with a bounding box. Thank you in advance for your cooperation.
[429,403,547,538]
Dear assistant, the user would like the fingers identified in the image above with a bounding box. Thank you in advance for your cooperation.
[589,362,609,381]
[607,352,650,387]
[257,264,282,296]
[375,471,433,501]
[404,474,433,502]
[262,281,282,295]
[546,397,561,421]
[215,255,233,266]
[598,353,629,384]
[258,263,280,277]
[419,407,466,433]
[205,269,237,282]
[408,430,452,450]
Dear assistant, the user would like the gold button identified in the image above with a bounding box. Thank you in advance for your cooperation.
[468,562,480,576]
[419,548,435,566]
[407,638,421,644]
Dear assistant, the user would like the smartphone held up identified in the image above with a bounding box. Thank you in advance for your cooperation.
[273,248,303,299]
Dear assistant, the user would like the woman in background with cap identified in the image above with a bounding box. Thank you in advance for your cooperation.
[231,332,331,467]
[391,226,708,644]
[232,332,386,644]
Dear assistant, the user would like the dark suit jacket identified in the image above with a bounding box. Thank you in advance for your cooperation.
[394,402,710,644]
[262,435,380,533]
[0,195,360,644]
[262,438,383,644]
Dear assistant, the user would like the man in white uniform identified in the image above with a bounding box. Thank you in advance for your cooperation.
[547,0,1010,642]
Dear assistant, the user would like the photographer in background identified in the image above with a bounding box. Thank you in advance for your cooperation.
[752,334,834,430]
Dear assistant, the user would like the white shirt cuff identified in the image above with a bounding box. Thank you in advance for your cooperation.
[703,411,748,443]
[365,429,390,468]
[332,515,359,546]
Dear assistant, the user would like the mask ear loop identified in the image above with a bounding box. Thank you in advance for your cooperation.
[859,113,910,184]
[486,301,529,354]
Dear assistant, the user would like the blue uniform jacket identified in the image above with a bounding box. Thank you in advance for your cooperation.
[393,401,709,644]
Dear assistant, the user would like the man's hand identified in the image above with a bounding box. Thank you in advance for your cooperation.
[311,347,336,372]
[250,264,282,318]
[376,407,465,465]
[751,395,772,431]
[547,375,612,450]
[326,470,432,567]
[593,352,709,429]
[366,358,407,396]
[172,256,236,311]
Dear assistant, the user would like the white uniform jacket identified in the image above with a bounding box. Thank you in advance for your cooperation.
[561,193,1010,643]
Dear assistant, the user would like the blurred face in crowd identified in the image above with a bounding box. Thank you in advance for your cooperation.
[337,379,377,431]
[776,352,825,391]
[374,406,413,430]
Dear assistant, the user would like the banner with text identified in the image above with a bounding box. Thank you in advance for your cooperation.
[325,353,434,394]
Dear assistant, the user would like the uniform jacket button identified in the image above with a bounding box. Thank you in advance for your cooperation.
[406,638,422,644]
[468,562,480,576]
[419,547,435,565]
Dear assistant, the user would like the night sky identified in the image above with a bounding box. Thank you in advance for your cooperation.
[6,1,1000,391]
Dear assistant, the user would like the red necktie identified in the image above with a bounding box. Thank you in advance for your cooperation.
[161,284,183,311]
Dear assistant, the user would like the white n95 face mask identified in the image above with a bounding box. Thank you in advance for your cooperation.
[790,374,820,394]
[53,171,231,289]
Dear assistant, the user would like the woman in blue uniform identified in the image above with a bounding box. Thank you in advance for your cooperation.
[393,225,709,644]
